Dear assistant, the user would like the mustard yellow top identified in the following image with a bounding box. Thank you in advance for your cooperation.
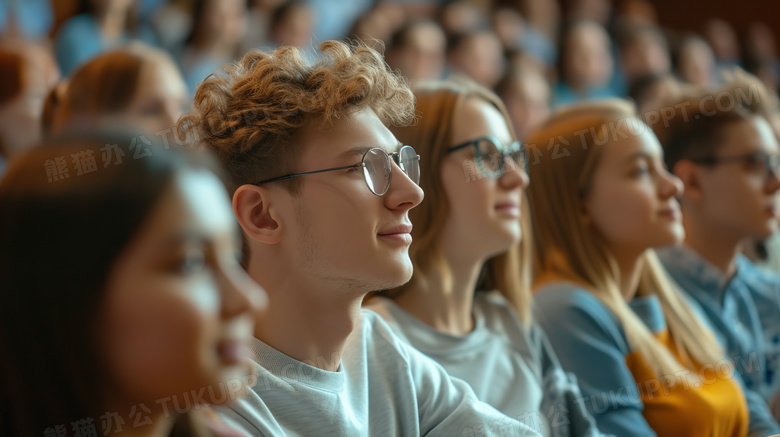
[626,328,748,436]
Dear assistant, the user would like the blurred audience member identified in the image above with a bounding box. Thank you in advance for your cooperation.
[742,22,779,96]
[703,19,741,69]
[507,0,557,67]
[265,0,317,62]
[347,3,405,48]
[613,0,657,26]
[566,0,612,26]
[447,30,505,89]
[149,0,194,53]
[553,20,617,107]
[0,41,58,171]
[55,43,187,136]
[243,0,286,51]
[438,0,488,39]
[179,0,247,95]
[745,22,778,62]
[495,67,551,141]
[628,72,686,114]
[615,24,671,92]
[491,7,525,52]
[386,19,446,83]
[675,35,717,88]
[745,57,780,97]
[54,0,156,76]
[0,0,54,40]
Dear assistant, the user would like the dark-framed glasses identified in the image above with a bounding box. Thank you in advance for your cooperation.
[447,135,528,178]
[253,145,420,196]
[689,151,780,181]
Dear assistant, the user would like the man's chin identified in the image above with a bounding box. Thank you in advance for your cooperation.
[377,263,414,290]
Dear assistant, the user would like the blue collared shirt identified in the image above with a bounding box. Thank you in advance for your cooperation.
[658,245,780,403]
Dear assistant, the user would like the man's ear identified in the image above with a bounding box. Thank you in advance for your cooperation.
[233,185,282,245]
[673,160,703,202]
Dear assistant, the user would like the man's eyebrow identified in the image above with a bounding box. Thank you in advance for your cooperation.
[338,146,373,159]
[337,142,403,158]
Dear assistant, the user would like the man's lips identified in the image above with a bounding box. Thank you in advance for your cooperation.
[378,224,413,244]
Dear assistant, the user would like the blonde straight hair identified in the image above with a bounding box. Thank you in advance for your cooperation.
[384,79,533,325]
[526,99,725,379]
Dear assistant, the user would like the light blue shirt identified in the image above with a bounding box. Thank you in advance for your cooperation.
[658,245,780,433]
[658,245,780,402]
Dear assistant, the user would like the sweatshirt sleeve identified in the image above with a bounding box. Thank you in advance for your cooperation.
[533,286,657,437]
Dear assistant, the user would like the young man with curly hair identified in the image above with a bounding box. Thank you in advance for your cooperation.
[179,41,540,436]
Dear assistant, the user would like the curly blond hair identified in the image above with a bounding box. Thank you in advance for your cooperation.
[178,40,415,194]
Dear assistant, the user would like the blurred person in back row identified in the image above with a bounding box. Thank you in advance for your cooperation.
[55,0,157,75]
[179,0,247,95]
[447,30,506,89]
[386,19,446,84]
[178,40,542,436]
[553,20,618,107]
[52,43,188,137]
[0,132,264,437]
[496,67,551,141]
[0,41,59,175]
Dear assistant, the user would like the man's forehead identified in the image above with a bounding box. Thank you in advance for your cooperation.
[295,108,403,158]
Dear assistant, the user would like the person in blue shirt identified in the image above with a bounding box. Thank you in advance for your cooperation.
[0,0,53,40]
[650,84,780,422]
[54,0,157,76]
[552,21,620,108]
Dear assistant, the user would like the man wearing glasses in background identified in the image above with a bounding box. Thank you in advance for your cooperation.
[179,40,540,436]
[651,85,780,432]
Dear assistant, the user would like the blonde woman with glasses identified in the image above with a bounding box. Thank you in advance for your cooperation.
[366,79,606,437]
[527,99,754,436]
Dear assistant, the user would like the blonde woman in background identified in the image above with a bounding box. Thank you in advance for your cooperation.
[527,100,752,436]
[366,79,606,436]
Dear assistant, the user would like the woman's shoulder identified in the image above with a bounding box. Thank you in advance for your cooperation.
[534,281,613,318]
[533,281,628,349]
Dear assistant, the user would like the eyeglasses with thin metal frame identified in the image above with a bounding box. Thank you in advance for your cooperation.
[447,135,528,177]
[688,151,780,180]
[253,145,421,196]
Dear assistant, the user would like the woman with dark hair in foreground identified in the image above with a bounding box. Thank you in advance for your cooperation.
[0,132,265,437]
